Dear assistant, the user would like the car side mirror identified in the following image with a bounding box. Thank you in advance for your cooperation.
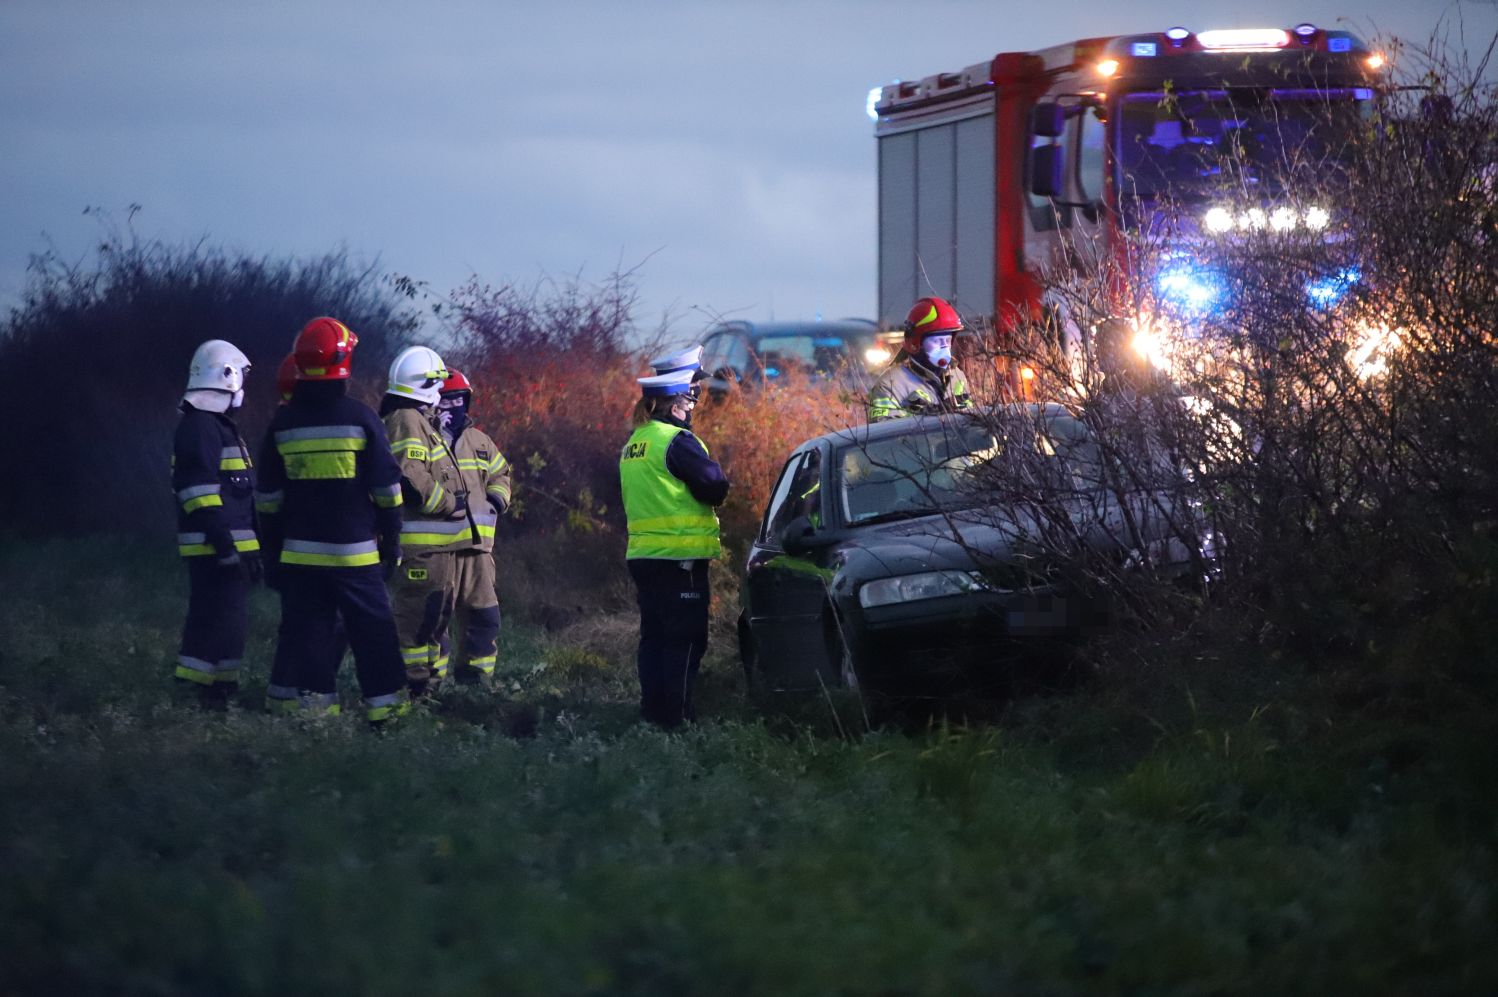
[779,515,834,555]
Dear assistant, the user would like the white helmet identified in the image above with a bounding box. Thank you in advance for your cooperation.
[387,345,450,406]
[185,340,251,410]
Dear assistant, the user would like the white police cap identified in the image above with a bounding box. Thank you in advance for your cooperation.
[637,368,697,397]
[648,344,704,375]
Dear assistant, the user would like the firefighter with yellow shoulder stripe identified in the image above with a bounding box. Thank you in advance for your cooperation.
[434,368,512,687]
[380,345,466,696]
[867,296,973,422]
[619,346,729,728]
[172,340,259,705]
[255,318,410,724]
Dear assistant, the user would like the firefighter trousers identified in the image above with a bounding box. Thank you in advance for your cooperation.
[177,557,250,688]
[391,549,456,690]
[444,548,501,679]
[268,563,407,714]
[628,557,709,729]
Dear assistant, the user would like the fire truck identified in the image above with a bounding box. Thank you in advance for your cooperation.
[872,23,1389,368]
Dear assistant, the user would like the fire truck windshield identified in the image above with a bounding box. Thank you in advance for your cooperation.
[1115,87,1374,201]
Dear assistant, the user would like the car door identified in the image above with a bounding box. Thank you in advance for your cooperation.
[743,446,835,689]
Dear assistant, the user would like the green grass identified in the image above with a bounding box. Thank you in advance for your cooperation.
[0,536,1494,995]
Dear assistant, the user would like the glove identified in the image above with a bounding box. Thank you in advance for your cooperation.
[449,493,469,519]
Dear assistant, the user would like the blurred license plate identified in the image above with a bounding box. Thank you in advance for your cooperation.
[1008,595,1068,631]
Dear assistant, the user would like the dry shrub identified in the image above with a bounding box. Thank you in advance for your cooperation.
[692,370,862,558]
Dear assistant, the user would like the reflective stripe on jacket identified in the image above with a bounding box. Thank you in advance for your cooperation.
[450,425,511,554]
[866,358,972,422]
[384,406,463,557]
[172,404,257,558]
[620,420,721,560]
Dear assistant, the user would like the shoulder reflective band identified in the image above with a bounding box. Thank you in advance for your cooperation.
[279,538,380,567]
[219,446,251,471]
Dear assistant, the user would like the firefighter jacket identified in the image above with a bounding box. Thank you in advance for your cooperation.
[383,403,466,558]
[449,424,512,554]
[866,356,972,422]
[619,415,727,560]
[172,402,259,559]
[254,384,404,568]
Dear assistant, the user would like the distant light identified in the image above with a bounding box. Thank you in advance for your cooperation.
[864,346,892,367]
[1019,365,1037,382]
[1203,206,1235,232]
[1305,205,1330,229]
[1131,41,1158,57]
[1197,28,1290,50]
[1365,53,1386,70]
[1157,266,1223,311]
[1165,26,1191,45]
[1306,267,1361,307]
[1355,88,1374,100]
[1097,59,1120,77]
[1269,206,1297,231]
[1239,207,1268,231]
[866,86,883,121]
[1328,36,1352,52]
[1293,22,1318,37]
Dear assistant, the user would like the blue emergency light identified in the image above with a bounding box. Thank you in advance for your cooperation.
[1329,37,1352,52]
[1131,41,1158,57]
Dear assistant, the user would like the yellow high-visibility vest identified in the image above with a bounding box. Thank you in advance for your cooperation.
[619,420,720,560]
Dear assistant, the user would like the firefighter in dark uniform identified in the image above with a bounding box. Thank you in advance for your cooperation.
[619,359,729,729]
[172,339,259,706]
[255,317,409,724]
[435,369,513,687]
[867,296,974,421]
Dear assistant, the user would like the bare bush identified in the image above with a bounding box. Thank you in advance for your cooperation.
[0,210,420,533]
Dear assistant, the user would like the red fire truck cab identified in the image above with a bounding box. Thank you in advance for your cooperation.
[873,24,1388,348]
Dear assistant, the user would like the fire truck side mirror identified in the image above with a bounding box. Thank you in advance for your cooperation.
[1030,102,1066,138]
[1028,144,1064,198]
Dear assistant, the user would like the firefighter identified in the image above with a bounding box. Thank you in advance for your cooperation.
[255,318,409,724]
[867,296,973,421]
[263,352,349,714]
[172,340,259,706]
[380,345,466,697]
[434,368,513,686]
[619,364,729,729]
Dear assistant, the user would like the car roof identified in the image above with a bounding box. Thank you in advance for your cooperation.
[705,319,878,341]
[792,404,1082,455]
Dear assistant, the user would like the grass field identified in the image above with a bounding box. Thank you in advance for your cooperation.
[0,536,1494,995]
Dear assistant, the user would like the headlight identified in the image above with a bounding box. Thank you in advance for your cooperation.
[864,345,892,367]
[858,571,987,609]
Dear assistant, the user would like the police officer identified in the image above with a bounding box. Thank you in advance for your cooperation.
[435,368,512,687]
[172,340,259,706]
[255,318,409,724]
[619,358,729,729]
[867,296,974,421]
[380,345,465,697]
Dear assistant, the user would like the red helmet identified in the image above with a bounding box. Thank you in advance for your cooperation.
[293,317,358,381]
[275,353,298,401]
[902,297,963,344]
[440,368,472,397]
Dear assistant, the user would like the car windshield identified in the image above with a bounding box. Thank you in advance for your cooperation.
[1117,86,1373,200]
[838,424,1003,524]
[754,332,876,378]
[838,414,1106,525]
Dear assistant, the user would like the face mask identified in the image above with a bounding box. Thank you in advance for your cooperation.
[922,336,954,369]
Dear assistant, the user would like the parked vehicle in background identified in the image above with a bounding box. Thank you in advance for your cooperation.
[738,405,1209,697]
[700,319,893,394]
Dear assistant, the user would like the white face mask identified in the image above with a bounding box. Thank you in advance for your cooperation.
[922,335,954,369]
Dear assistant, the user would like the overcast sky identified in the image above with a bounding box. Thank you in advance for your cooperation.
[2,1,1489,338]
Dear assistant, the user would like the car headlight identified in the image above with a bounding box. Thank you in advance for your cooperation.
[858,570,988,609]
